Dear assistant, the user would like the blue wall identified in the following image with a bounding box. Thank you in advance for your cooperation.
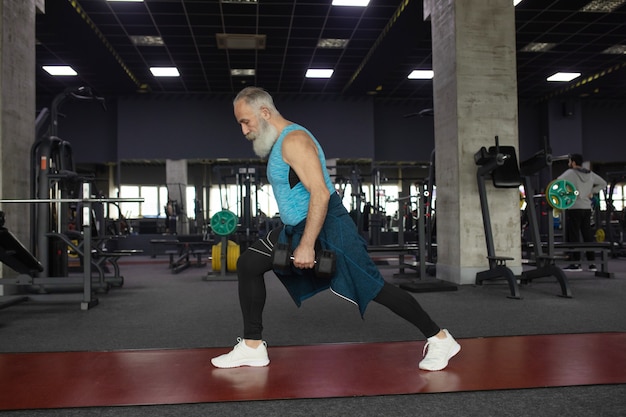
[58,94,377,162]
[55,94,626,165]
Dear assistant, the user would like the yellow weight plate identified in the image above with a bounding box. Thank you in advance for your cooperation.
[212,243,221,271]
[227,241,240,272]
[595,228,605,242]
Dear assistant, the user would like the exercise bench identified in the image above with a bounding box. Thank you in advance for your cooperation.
[0,227,98,310]
[167,240,209,274]
[552,242,613,278]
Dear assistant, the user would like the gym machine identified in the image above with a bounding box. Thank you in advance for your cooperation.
[518,145,572,297]
[397,181,456,293]
[474,137,522,298]
[0,87,142,310]
[475,137,573,298]
[0,183,142,310]
[601,171,626,257]
[423,149,437,268]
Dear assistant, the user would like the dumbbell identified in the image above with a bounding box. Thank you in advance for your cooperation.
[272,243,336,278]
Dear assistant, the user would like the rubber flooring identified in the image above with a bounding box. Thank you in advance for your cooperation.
[1,332,625,410]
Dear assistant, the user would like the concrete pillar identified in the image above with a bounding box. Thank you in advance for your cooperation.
[425,0,521,284]
[0,0,38,290]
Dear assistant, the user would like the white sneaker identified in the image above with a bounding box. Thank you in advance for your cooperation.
[211,338,270,368]
[418,329,461,371]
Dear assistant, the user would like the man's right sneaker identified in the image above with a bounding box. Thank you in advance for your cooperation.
[211,338,270,368]
[418,329,461,371]
[563,264,582,271]
[588,264,598,272]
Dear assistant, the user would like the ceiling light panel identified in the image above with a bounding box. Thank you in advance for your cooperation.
[42,66,77,76]
[580,0,626,12]
[332,0,370,6]
[150,67,180,77]
[520,42,557,52]
[602,45,626,54]
[408,70,434,79]
[318,39,349,49]
[306,69,334,78]
[220,0,258,4]
[547,72,581,82]
[231,69,256,76]
[129,36,164,46]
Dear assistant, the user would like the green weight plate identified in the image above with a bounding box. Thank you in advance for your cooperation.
[546,179,578,210]
[210,210,238,236]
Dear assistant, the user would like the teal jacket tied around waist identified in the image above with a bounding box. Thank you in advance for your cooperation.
[274,192,385,317]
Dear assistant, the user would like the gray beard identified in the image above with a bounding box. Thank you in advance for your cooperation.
[252,119,279,158]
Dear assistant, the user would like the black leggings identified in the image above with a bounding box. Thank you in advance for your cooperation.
[237,227,440,340]
[565,209,595,261]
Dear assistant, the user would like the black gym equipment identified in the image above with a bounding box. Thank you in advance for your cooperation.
[601,171,626,257]
[518,143,571,297]
[0,187,143,310]
[209,164,268,251]
[345,165,368,240]
[396,181,456,293]
[0,219,45,309]
[474,137,523,298]
[0,190,98,310]
[164,235,209,274]
[0,87,143,310]
[31,87,105,276]
[474,136,573,298]
[423,149,437,270]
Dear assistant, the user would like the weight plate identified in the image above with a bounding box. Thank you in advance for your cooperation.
[210,210,238,236]
[595,228,605,242]
[211,244,221,271]
[211,240,240,272]
[227,241,240,272]
[546,179,578,210]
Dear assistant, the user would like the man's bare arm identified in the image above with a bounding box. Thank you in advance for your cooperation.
[282,131,331,268]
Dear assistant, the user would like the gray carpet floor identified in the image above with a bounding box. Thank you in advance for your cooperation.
[1,254,625,416]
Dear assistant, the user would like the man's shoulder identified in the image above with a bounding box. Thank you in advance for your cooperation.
[283,127,313,143]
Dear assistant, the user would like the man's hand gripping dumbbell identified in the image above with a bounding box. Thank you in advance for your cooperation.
[272,243,336,278]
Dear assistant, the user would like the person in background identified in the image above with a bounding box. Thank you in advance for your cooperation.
[558,153,607,272]
[210,86,461,372]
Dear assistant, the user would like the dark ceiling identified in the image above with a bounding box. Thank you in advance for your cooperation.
[35,0,626,107]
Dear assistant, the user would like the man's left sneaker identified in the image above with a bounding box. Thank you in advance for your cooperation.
[418,329,461,371]
[211,338,270,368]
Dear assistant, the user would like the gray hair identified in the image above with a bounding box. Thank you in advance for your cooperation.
[233,86,279,115]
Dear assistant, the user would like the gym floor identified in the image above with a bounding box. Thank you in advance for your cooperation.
[1,253,625,416]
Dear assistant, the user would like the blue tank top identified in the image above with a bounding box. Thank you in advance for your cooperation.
[267,124,335,225]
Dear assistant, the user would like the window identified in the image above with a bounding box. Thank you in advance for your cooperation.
[207,183,279,220]
[209,184,240,216]
[608,185,622,211]
[186,186,196,220]
[376,185,399,217]
[116,185,192,219]
[119,185,140,218]
[141,187,159,217]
